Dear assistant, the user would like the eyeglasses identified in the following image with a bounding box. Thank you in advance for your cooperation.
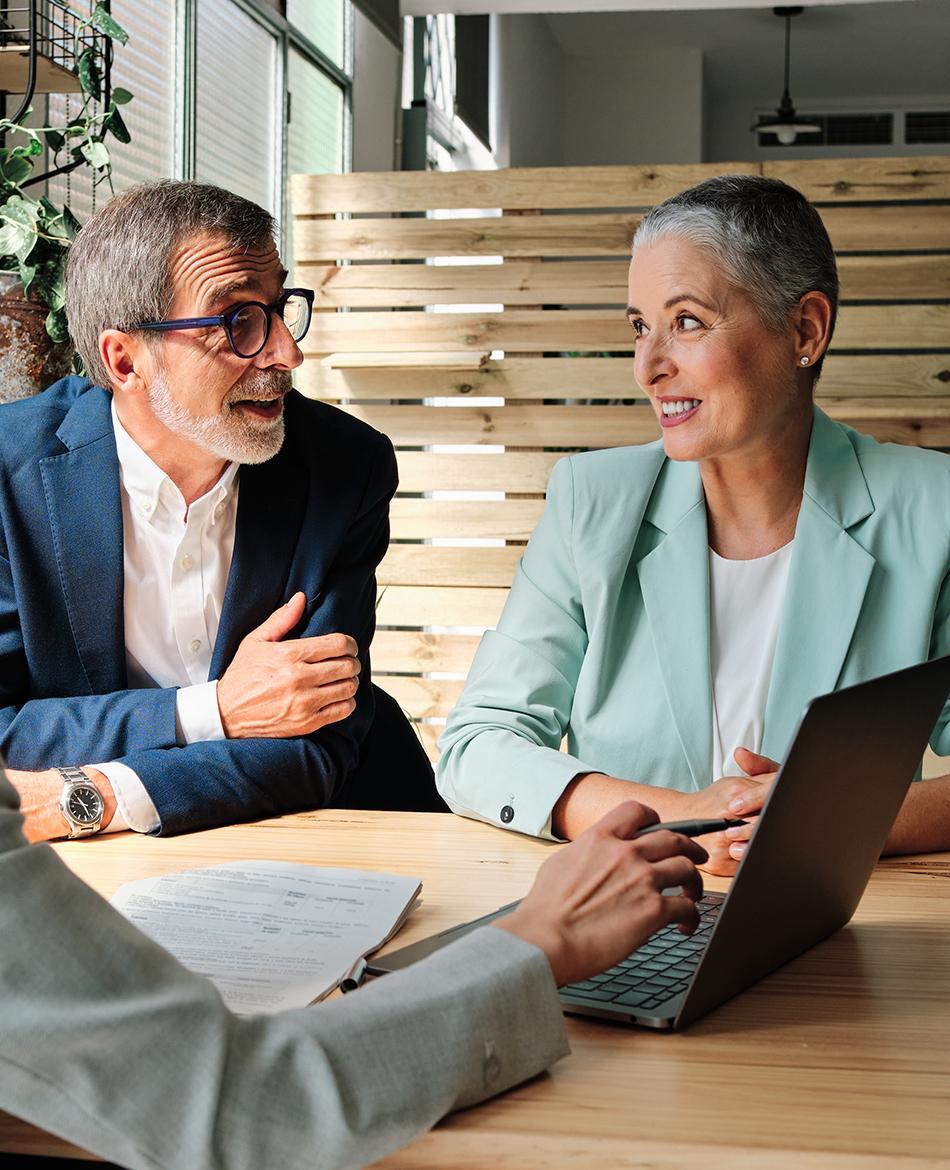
[126,288,315,359]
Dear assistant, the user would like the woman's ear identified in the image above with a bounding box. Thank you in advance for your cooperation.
[795,291,834,366]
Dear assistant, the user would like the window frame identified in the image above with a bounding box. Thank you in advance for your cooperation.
[176,0,352,229]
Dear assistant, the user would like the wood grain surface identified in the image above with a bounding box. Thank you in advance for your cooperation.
[2,813,948,1168]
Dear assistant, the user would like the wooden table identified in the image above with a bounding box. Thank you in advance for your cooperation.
[2,810,949,1168]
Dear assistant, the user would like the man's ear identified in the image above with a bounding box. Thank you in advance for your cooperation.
[99,330,154,395]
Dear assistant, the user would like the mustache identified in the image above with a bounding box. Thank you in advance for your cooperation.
[226,371,293,404]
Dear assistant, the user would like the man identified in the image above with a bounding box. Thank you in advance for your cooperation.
[0,180,406,840]
[0,768,706,1169]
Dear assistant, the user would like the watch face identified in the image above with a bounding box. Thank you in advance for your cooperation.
[65,785,104,825]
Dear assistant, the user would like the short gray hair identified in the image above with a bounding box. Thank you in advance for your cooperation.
[65,180,277,388]
[632,174,838,377]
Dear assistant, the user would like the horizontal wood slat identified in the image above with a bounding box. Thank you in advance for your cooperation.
[292,157,950,214]
[344,400,950,450]
[296,205,950,261]
[395,452,561,493]
[345,404,662,447]
[306,305,950,355]
[391,498,545,540]
[380,545,522,588]
[376,585,507,629]
[299,355,950,402]
[376,675,465,721]
[372,630,481,673]
[302,254,950,308]
[760,157,950,204]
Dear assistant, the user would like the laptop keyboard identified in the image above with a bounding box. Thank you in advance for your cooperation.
[560,893,724,1014]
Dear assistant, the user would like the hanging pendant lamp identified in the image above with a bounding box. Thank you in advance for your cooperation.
[751,6,821,146]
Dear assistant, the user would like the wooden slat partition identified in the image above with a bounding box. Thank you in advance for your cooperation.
[292,157,950,759]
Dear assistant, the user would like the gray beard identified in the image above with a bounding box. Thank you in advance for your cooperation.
[147,369,290,465]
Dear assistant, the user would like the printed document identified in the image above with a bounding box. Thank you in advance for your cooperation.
[112,860,421,1013]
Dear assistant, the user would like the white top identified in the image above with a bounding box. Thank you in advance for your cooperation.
[708,541,793,781]
[94,404,240,833]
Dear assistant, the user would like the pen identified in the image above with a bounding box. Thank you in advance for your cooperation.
[634,817,747,839]
[340,955,368,994]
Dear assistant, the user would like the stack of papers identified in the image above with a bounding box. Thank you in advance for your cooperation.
[112,860,421,1014]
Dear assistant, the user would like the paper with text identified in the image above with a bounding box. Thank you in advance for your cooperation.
[112,860,421,1014]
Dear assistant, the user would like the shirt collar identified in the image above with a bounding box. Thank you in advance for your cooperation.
[111,400,239,524]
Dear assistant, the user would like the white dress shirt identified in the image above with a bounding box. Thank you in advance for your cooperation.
[709,541,793,780]
[95,404,240,832]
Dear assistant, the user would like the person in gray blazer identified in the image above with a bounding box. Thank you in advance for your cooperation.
[0,768,705,1170]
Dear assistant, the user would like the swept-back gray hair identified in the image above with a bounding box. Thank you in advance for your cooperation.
[65,180,277,388]
[632,174,838,377]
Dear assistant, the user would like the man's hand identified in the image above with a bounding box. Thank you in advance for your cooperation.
[5,767,116,843]
[681,748,779,876]
[494,801,707,987]
[217,592,362,739]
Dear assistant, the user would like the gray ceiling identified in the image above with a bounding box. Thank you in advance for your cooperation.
[545,0,950,102]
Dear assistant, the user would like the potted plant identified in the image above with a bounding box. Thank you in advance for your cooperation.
[0,2,131,402]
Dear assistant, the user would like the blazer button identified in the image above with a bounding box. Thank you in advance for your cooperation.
[500,805,514,823]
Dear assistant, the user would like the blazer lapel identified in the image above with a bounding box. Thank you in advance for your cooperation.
[40,386,126,694]
[210,443,308,677]
[762,409,876,760]
[637,460,712,791]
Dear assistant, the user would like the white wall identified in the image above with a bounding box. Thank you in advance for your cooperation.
[351,9,402,171]
[493,13,563,168]
[561,47,704,166]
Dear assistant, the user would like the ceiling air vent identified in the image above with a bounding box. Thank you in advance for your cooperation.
[905,111,950,145]
[758,111,893,147]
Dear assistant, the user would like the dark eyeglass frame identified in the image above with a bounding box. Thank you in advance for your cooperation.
[125,288,315,359]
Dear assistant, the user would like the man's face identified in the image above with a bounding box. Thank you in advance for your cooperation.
[144,232,303,465]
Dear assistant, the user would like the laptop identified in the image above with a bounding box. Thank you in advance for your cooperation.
[367,655,950,1030]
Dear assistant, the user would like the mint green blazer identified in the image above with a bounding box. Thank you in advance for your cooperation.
[436,408,950,839]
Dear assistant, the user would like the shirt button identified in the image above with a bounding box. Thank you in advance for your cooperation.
[141,500,153,514]
[180,554,193,570]
[500,805,514,824]
[190,638,202,654]
[215,502,225,517]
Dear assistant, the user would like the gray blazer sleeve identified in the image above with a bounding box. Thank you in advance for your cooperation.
[0,777,569,1170]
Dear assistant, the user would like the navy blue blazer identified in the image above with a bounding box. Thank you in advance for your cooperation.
[0,377,397,834]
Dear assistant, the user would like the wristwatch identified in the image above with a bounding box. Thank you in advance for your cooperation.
[57,766,105,838]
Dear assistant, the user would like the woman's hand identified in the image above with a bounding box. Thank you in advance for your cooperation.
[682,748,780,876]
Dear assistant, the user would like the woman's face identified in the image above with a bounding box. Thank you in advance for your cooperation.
[626,237,805,464]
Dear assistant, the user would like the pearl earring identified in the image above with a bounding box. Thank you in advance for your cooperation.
[799,355,810,366]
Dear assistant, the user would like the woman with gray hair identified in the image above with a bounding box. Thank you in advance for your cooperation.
[437,174,950,874]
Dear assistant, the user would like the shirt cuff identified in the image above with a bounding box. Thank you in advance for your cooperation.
[93,761,161,835]
[175,680,226,745]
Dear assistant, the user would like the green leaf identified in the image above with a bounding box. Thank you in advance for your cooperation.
[2,197,40,230]
[0,222,31,261]
[10,136,42,159]
[62,205,82,240]
[0,155,32,185]
[46,275,66,312]
[106,107,131,144]
[111,86,133,105]
[44,129,65,153]
[89,4,129,45]
[80,140,111,170]
[18,261,37,293]
[45,307,70,344]
[77,49,102,100]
